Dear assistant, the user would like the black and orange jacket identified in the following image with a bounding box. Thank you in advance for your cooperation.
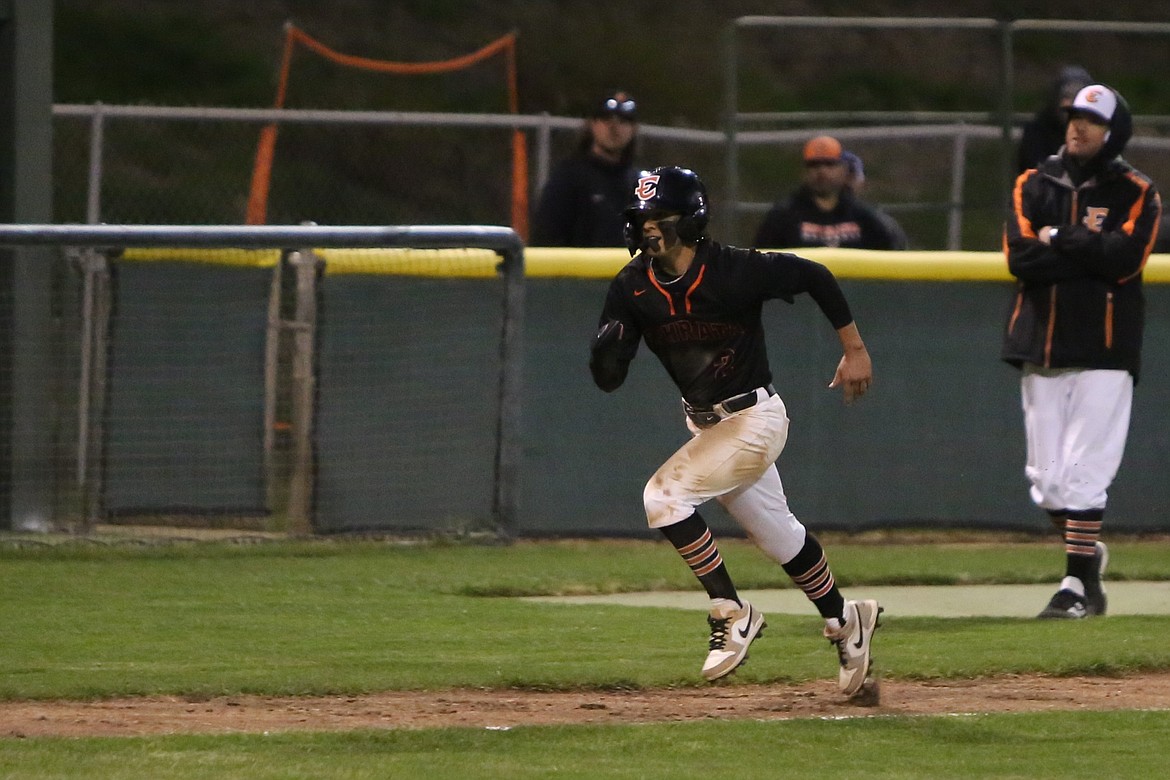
[589,240,853,407]
[1002,154,1161,381]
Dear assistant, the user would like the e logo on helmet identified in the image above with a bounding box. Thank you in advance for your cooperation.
[635,174,660,202]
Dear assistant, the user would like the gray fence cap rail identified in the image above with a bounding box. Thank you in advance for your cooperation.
[0,224,524,254]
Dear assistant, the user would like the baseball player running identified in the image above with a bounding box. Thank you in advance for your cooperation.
[589,166,881,696]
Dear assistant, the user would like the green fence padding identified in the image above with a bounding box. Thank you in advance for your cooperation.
[104,262,269,514]
[520,278,1170,535]
[313,275,504,533]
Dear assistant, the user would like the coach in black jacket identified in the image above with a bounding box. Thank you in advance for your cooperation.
[1002,84,1162,621]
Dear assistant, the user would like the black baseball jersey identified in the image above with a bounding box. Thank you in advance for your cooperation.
[590,239,854,407]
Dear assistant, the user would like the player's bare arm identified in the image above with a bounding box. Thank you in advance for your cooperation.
[828,322,872,404]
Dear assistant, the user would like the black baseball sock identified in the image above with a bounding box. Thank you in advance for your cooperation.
[659,511,739,604]
[1065,508,1104,583]
[782,533,846,621]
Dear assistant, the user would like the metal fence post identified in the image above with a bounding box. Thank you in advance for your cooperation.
[722,22,740,234]
[999,21,1016,212]
[73,248,110,531]
[947,128,968,251]
[535,111,552,198]
[287,248,319,534]
[263,254,284,514]
[492,244,525,538]
[85,102,104,225]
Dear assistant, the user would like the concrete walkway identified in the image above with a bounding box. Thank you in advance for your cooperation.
[529,581,1170,617]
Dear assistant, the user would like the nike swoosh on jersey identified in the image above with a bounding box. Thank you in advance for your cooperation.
[634,289,647,296]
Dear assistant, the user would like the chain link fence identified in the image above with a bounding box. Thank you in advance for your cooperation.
[53,103,1170,253]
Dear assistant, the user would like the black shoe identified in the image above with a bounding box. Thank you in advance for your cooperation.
[1085,541,1109,616]
[1037,588,1087,619]
[1084,581,1107,617]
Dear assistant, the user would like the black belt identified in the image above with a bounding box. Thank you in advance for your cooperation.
[684,384,777,427]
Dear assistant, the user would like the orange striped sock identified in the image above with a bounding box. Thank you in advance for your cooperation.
[659,512,738,603]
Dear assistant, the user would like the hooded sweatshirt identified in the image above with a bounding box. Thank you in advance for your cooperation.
[1002,85,1162,380]
[1016,65,1093,174]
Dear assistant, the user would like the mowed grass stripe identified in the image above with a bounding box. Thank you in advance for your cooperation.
[1,710,1168,779]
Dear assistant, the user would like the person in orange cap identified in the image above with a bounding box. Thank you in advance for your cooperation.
[754,135,905,250]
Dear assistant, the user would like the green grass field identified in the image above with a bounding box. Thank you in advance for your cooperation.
[2,534,1169,778]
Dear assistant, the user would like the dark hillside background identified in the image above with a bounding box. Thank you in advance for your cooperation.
[52,1,1170,248]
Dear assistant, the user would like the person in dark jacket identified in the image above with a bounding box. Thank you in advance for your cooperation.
[841,149,909,249]
[754,136,904,250]
[530,91,640,247]
[1016,65,1093,174]
[1002,84,1162,620]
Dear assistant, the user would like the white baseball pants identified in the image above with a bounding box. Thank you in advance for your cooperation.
[643,393,807,564]
[1020,364,1133,512]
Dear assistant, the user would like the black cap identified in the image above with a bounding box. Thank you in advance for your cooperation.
[593,91,638,121]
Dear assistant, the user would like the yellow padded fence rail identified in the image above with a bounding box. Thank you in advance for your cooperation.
[121,248,282,268]
[523,248,1170,283]
[120,247,1170,282]
[315,247,501,277]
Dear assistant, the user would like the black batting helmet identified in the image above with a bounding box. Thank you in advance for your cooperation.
[623,166,709,255]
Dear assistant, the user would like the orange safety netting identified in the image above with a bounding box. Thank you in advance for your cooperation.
[245,23,528,240]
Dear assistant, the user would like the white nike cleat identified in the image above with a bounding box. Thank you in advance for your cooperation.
[825,599,882,697]
[702,600,766,681]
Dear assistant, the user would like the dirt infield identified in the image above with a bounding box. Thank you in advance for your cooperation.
[3,672,1169,737]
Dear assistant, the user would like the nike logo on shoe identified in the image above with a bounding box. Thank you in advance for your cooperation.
[737,607,754,639]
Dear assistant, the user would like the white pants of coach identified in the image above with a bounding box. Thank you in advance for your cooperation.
[1021,364,1133,512]
[643,392,808,565]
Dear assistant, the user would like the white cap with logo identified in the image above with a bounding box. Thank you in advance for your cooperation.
[1070,85,1117,123]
